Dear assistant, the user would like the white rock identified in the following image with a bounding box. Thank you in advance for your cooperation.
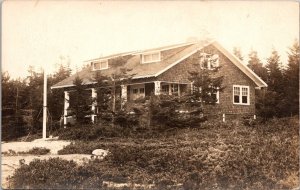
[92,149,109,157]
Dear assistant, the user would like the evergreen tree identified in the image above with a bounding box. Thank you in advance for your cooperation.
[248,50,268,82]
[265,50,284,93]
[188,52,224,106]
[92,71,112,124]
[233,47,244,61]
[70,76,93,124]
[48,63,72,121]
[283,40,299,116]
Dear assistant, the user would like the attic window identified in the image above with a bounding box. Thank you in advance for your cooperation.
[200,53,219,70]
[142,52,161,63]
[93,60,108,70]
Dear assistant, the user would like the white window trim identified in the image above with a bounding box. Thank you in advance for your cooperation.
[208,87,220,104]
[233,85,250,105]
[200,53,219,70]
[92,60,108,71]
[141,51,161,64]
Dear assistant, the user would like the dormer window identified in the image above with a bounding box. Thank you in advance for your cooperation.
[93,60,108,70]
[142,52,161,64]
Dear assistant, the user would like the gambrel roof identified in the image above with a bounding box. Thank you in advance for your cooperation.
[51,40,267,89]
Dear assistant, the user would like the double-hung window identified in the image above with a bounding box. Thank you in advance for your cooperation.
[93,60,108,70]
[142,52,161,63]
[233,85,250,105]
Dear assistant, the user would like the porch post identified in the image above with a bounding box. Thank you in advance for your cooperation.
[178,83,181,96]
[154,81,161,95]
[121,85,127,102]
[168,84,172,95]
[91,88,97,123]
[190,82,194,94]
[64,91,69,125]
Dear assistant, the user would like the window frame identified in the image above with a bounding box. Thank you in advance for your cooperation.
[232,85,250,105]
[92,60,108,71]
[210,87,220,104]
[200,53,219,70]
[141,51,161,64]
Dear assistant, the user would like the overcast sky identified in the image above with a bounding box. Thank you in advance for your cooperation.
[2,1,299,79]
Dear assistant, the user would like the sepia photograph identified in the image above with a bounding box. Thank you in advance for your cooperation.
[2,0,299,189]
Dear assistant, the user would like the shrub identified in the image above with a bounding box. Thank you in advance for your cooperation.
[58,141,105,155]
[3,147,50,156]
[10,158,104,189]
[26,147,50,155]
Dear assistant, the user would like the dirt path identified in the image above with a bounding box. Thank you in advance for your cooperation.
[2,139,71,154]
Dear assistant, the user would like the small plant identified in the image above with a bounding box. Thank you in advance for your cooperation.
[26,147,50,155]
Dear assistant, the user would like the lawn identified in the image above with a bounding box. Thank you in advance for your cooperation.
[10,117,299,189]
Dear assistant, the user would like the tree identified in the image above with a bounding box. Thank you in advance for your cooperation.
[247,50,268,82]
[233,47,244,61]
[70,76,93,124]
[48,63,72,121]
[188,52,224,107]
[283,40,299,116]
[265,50,284,93]
[92,71,112,124]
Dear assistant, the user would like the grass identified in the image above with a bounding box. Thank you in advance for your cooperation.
[11,117,300,189]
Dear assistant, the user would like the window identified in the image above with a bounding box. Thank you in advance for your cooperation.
[210,88,220,104]
[161,85,169,95]
[139,88,145,94]
[132,88,138,94]
[171,84,179,95]
[142,52,161,63]
[233,85,250,105]
[200,53,219,70]
[93,60,108,70]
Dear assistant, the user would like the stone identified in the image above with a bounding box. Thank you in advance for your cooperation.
[91,149,109,159]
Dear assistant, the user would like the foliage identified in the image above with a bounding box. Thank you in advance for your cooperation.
[188,52,224,106]
[10,158,104,189]
[3,147,50,156]
[150,95,207,128]
[11,117,299,189]
[2,60,72,141]
[26,147,50,155]
[233,46,244,61]
[69,76,93,124]
[283,40,300,116]
[247,50,268,82]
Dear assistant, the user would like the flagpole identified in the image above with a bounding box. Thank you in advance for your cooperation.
[42,69,47,139]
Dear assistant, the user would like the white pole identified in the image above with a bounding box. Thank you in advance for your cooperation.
[222,113,225,122]
[42,70,47,139]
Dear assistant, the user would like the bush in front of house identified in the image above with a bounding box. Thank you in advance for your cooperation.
[10,157,104,189]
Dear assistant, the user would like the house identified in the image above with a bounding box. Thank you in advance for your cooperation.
[51,39,268,125]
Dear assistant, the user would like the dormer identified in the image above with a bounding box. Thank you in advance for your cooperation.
[92,59,108,71]
[141,51,161,64]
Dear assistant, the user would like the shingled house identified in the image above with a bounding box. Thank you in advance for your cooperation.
[51,40,267,124]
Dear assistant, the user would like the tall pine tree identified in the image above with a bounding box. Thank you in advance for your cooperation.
[248,50,268,82]
[283,40,299,116]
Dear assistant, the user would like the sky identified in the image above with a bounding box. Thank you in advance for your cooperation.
[2,0,299,79]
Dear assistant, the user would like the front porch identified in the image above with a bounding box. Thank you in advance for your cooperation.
[123,81,191,101]
[63,81,191,125]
